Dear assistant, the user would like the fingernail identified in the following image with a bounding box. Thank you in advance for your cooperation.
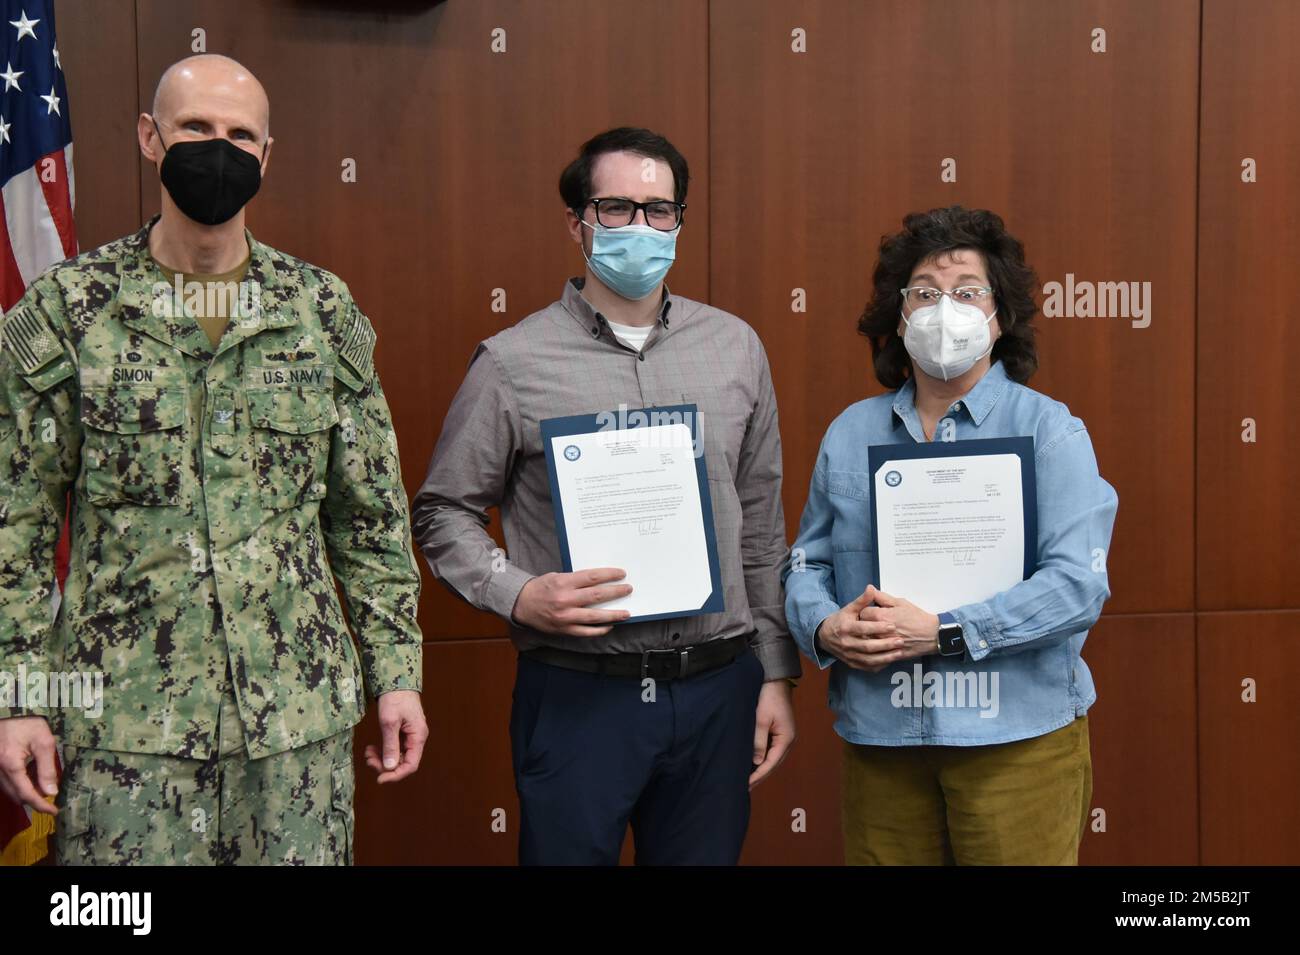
[384,757,397,769]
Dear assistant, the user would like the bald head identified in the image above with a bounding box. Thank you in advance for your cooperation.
[151,54,269,140]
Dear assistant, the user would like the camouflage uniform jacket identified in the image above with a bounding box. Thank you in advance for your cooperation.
[0,217,423,759]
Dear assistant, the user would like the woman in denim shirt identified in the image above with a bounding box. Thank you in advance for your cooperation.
[783,206,1118,865]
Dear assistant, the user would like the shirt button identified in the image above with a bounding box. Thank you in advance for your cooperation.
[637,352,645,361]
[978,640,988,649]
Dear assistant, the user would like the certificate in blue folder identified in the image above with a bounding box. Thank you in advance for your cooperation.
[541,403,725,624]
[867,436,1037,612]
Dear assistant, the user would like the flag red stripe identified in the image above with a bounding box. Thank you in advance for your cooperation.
[36,148,76,260]
[0,192,30,310]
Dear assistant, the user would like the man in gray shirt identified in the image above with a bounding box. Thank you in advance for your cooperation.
[412,127,799,865]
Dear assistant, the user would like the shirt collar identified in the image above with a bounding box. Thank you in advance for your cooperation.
[560,276,674,341]
[892,359,1011,428]
[127,213,281,291]
[115,215,298,359]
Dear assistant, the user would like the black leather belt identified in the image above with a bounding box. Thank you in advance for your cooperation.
[522,635,748,682]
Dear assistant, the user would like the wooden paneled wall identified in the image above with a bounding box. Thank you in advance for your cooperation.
[51,0,1297,865]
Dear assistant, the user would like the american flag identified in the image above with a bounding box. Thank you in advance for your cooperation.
[0,0,73,304]
[0,0,72,867]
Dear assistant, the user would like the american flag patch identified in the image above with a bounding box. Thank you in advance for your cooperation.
[338,305,375,379]
[1,305,61,374]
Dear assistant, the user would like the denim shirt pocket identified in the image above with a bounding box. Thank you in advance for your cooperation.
[826,468,872,502]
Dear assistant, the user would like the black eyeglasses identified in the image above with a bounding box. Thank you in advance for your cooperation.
[585,197,686,231]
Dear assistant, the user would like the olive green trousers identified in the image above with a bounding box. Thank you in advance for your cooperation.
[842,716,1092,865]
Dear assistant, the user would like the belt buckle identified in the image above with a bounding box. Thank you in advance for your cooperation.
[641,648,690,680]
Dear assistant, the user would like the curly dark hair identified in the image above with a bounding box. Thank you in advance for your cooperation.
[858,206,1039,388]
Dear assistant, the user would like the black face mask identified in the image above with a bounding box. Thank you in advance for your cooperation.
[153,119,263,226]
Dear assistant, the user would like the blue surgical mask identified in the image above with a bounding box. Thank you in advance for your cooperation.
[581,220,678,301]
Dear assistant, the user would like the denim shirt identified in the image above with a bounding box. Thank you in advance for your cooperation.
[782,360,1118,746]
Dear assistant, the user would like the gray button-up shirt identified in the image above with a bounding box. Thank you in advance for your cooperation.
[412,278,800,680]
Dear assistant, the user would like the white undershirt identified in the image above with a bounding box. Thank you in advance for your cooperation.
[605,319,654,352]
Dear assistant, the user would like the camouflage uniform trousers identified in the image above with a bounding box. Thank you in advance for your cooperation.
[53,685,355,865]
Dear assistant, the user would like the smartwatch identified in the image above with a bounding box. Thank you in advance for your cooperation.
[936,612,966,657]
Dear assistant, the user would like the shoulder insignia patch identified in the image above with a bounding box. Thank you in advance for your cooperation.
[337,304,376,382]
[2,305,62,375]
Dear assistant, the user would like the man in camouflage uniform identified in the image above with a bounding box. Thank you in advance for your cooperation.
[0,55,426,864]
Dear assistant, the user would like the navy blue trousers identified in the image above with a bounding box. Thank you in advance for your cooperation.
[509,647,765,865]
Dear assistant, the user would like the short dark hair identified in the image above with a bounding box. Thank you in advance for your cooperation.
[857,206,1039,388]
[558,127,690,215]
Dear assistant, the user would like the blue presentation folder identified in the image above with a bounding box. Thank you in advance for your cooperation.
[867,436,1039,587]
[540,403,725,624]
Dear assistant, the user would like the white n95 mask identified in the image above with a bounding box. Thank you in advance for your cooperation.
[900,295,997,381]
